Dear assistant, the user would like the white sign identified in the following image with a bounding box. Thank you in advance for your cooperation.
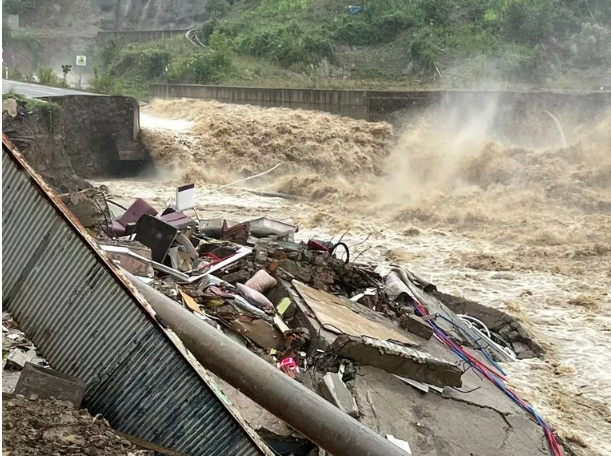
[76,55,87,66]
[175,183,195,211]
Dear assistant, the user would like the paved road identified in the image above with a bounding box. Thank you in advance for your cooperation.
[2,80,93,98]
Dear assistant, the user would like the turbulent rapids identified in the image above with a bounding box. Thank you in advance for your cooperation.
[110,97,611,456]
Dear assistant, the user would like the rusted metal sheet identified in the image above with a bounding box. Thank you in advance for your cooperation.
[1,134,269,456]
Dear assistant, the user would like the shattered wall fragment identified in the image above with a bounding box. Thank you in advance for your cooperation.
[330,335,463,387]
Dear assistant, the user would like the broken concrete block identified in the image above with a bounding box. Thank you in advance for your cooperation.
[512,341,536,360]
[330,335,463,388]
[320,372,359,417]
[228,317,283,349]
[386,435,412,455]
[14,363,85,408]
[293,280,417,346]
[99,241,154,277]
[399,314,433,340]
[221,269,252,284]
[278,260,312,283]
[6,349,36,370]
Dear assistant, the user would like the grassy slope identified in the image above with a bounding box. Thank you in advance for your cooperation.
[82,0,611,95]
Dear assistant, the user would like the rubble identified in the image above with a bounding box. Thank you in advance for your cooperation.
[2,177,567,456]
[320,372,359,417]
[2,313,152,456]
[3,313,47,377]
[399,314,434,340]
[2,395,153,456]
[15,363,86,408]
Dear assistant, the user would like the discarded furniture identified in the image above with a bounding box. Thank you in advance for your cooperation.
[160,208,197,231]
[175,183,196,211]
[109,198,158,237]
[249,217,298,241]
[222,220,250,244]
[199,218,239,239]
[134,214,179,263]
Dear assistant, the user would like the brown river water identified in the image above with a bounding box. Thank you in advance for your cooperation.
[96,98,610,456]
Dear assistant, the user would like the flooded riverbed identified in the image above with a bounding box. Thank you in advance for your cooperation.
[96,99,611,456]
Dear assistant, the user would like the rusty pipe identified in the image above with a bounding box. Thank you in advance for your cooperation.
[127,273,408,456]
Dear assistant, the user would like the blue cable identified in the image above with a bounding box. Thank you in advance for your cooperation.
[434,313,508,376]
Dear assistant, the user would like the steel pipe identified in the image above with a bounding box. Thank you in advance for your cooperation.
[127,273,408,456]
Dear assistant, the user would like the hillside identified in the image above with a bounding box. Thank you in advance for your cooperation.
[3,0,611,94]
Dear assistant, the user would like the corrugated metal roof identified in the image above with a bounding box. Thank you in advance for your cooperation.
[2,134,271,456]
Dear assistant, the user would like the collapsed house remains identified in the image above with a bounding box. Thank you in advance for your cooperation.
[2,133,568,456]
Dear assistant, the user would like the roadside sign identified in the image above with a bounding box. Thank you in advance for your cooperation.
[76,55,87,66]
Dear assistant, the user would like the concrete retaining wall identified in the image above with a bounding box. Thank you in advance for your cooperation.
[150,84,610,126]
[149,84,370,119]
[42,95,150,176]
[367,90,611,122]
[97,30,189,45]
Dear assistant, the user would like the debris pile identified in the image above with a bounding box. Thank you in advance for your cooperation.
[2,395,152,456]
[55,182,566,456]
[3,312,48,388]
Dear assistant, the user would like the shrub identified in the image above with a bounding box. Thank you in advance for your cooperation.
[36,66,60,85]
[2,0,37,15]
[136,48,171,79]
[332,13,416,45]
[166,57,191,83]
[501,0,579,45]
[233,23,332,67]
[407,32,441,75]
[100,38,123,68]
[418,0,453,26]
[496,44,543,82]
[189,49,235,84]
[90,63,123,94]
[198,18,218,45]
[565,23,611,68]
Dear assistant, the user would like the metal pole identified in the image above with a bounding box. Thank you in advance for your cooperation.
[127,273,408,456]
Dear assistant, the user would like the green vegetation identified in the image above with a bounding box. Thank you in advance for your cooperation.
[3,90,61,130]
[92,0,610,94]
[2,0,38,15]
[2,23,43,67]
[36,65,63,86]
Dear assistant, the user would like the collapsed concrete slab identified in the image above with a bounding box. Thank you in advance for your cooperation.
[400,314,434,340]
[330,335,463,388]
[320,372,359,417]
[353,366,549,456]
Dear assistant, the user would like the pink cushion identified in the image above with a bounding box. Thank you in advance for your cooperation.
[236,283,274,314]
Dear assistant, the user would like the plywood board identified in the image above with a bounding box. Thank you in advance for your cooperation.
[292,281,417,346]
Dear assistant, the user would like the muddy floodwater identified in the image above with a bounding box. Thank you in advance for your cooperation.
[99,101,611,456]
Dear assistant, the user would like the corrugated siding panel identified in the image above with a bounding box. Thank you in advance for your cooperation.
[2,145,262,456]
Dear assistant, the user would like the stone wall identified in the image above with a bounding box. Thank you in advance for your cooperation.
[149,84,370,120]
